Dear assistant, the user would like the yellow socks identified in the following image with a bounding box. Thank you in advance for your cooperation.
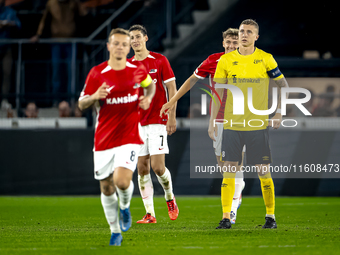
[221,172,236,216]
[259,172,275,216]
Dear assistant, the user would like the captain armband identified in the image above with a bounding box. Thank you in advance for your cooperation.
[267,66,283,79]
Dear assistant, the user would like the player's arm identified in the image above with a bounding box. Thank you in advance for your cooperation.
[269,77,289,129]
[139,75,155,110]
[208,88,224,141]
[275,77,289,110]
[160,74,200,117]
[78,82,109,111]
[165,79,178,135]
[209,57,228,140]
[266,59,288,129]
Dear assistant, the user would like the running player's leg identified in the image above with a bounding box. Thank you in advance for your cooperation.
[114,167,134,232]
[114,167,134,213]
[94,148,121,245]
[99,175,120,238]
[149,124,178,220]
[113,144,140,232]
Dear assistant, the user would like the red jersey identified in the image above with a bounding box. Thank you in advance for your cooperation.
[130,52,175,126]
[194,52,227,120]
[79,61,149,151]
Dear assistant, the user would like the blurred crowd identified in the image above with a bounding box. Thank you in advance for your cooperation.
[5,100,83,118]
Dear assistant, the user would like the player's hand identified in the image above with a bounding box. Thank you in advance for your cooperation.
[166,117,177,136]
[92,82,109,100]
[139,95,151,110]
[269,113,282,129]
[160,101,174,117]
[208,122,218,141]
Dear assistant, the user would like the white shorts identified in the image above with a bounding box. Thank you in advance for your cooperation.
[93,144,141,180]
[139,124,169,157]
[214,123,246,156]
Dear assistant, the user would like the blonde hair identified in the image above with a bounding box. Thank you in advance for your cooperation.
[240,19,259,34]
[222,28,239,39]
[108,28,130,42]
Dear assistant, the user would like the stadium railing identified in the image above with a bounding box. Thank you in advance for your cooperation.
[0,0,208,120]
[0,0,136,114]
[0,117,87,129]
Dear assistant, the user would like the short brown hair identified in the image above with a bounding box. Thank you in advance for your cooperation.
[129,24,147,36]
[222,28,239,39]
[108,28,130,42]
[240,19,259,34]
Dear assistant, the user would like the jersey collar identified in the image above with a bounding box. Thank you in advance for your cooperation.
[132,52,155,61]
[237,47,257,56]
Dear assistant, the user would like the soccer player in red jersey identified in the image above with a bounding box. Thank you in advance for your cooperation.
[78,28,155,246]
[160,28,245,225]
[128,25,179,224]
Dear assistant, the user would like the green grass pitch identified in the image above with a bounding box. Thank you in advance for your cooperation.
[0,196,339,255]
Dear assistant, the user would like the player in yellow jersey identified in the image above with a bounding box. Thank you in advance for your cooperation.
[160,28,245,224]
[212,19,289,229]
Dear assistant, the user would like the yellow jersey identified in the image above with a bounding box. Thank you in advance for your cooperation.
[214,48,284,131]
